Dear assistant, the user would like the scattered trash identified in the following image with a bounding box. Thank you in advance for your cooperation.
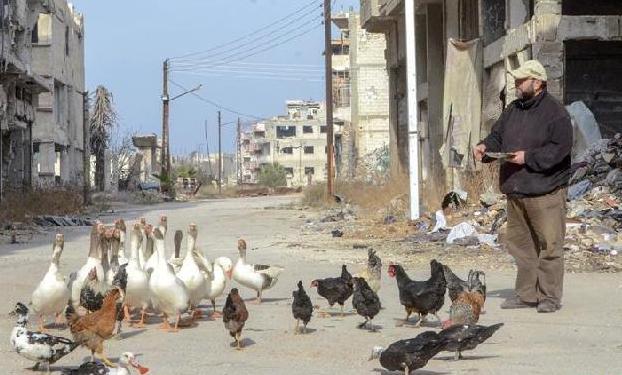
[480,189,501,207]
[442,190,468,210]
[331,229,344,238]
[489,209,507,234]
[430,210,447,233]
[33,216,94,227]
[566,101,602,162]
[453,236,479,246]
[567,180,592,201]
[446,222,477,244]
[353,244,368,249]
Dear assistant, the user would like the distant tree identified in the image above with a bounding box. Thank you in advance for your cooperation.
[89,86,117,191]
[258,163,287,188]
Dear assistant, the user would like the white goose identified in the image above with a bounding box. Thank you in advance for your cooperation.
[143,216,167,273]
[176,224,206,316]
[30,234,70,332]
[232,239,284,303]
[200,256,233,317]
[168,230,184,274]
[105,228,121,286]
[115,219,129,266]
[123,223,151,328]
[138,218,149,268]
[148,227,189,332]
[71,224,106,309]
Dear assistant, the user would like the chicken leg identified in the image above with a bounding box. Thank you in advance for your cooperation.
[254,290,262,304]
[404,365,410,375]
[159,314,172,331]
[210,299,222,318]
[454,351,463,361]
[235,333,243,350]
[294,319,300,335]
[38,315,47,333]
[96,352,116,368]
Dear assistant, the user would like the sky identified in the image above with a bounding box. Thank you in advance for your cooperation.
[71,0,360,155]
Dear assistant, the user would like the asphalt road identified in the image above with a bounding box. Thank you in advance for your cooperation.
[1,195,621,374]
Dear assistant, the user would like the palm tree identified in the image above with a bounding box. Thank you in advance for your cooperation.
[89,86,117,191]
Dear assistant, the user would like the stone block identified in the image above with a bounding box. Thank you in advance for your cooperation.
[534,0,561,16]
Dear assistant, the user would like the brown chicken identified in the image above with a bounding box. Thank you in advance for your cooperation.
[443,291,486,328]
[65,288,124,367]
[223,288,249,350]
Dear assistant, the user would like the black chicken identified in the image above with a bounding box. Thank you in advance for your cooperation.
[352,277,381,331]
[369,331,449,375]
[438,323,503,360]
[223,288,249,350]
[291,280,313,334]
[388,260,446,327]
[310,264,353,317]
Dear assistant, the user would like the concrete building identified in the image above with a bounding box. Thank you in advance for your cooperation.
[0,0,51,200]
[361,0,622,194]
[132,133,161,184]
[240,100,329,187]
[332,11,390,179]
[31,0,85,187]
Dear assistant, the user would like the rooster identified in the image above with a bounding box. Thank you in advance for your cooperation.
[443,269,487,328]
[292,280,313,334]
[388,260,446,327]
[65,287,125,367]
[354,248,382,293]
[223,288,249,350]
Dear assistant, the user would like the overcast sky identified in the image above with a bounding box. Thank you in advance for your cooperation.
[71,0,359,154]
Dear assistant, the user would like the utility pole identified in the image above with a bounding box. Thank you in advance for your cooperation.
[324,0,335,198]
[218,111,222,194]
[82,91,91,205]
[204,120,213,177]
[161,59,170,187]
[236,117,241,185]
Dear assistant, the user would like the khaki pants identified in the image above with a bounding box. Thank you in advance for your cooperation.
[505,188,566,305]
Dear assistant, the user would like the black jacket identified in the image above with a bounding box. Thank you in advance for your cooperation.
[480,91,572,197]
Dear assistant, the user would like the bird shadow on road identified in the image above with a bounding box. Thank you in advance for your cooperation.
[372,368,449,375]
[393,318,441,329]
[435,354,499,361]
[487,288,515,299]
[316,310,357,318]
[230,338,256,348]
[243,297,290,304]
[118,328,147,340]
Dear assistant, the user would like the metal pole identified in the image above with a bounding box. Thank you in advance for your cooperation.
[161,59,170,184]
[82,91,90,205]
[405,0,420,219]
[218,111,222,194]
[204,120,213,176]
[324,0,335,198]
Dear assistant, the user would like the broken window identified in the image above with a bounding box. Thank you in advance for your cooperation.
[459,0,480,40]
[281,147,293,154]
[284,167,294,175]
[65,26,70,56]
[303,126,313,134]
[332,43,349,55]
[54,82,65,126]
[482,0,506,46]
[304,146,314,154]
[562,0,620,15]
[276,125,296,138]
[305,167,315,175]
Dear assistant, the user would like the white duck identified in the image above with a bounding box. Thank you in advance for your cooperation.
[199,256,233,317]
[148,227,189,332]
[30,234,70,332]
[232,239,284,303]
[63,351,150,375]
[123,223,151,328]
[176,224,206,316]
[143,216,167,273]
[71,224,106,309]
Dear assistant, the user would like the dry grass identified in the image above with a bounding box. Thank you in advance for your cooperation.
[0,187,84,224]
[460,163,501,204]
[301,184,334,208]
[196,185,241,199]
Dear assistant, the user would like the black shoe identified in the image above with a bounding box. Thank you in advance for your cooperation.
[500,296,537,309]
[537,299,560,313]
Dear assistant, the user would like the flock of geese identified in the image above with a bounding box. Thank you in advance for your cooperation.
[9,216,284,374]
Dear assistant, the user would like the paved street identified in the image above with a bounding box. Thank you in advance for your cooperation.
[1,196,621,374]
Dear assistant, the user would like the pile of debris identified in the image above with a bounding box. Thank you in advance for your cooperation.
[33,215,94,227]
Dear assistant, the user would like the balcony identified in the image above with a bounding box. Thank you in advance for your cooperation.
[360,0,394,32]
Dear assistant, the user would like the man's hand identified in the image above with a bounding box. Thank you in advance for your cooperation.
[473,144,486,161]
[508,151,526,165]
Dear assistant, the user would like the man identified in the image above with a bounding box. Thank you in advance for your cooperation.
[473,60,572,313]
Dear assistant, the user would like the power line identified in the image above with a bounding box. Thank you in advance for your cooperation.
[169,79,266,121]
[172,5,322,64]
[172,61,324,73]
[171,18,323,71]
[174,71,324,83]
[169,0,321,61]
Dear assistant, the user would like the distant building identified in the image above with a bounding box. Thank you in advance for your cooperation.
[240,100,331,187]
[132,134,161,184]
[332,11,390,179]
[31,0,86,187]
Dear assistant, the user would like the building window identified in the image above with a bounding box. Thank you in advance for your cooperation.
[276,125,296,139]
[65,26,70,56]
[482,0,506,46]
[305,167,315,175]
[320,126,327,133]
[281,147,293,154]
[284,167,294,176]
[31,18,39,44]
[304,146,314,154]
[303,125,313,134]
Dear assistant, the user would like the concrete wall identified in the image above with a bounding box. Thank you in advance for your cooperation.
[31,0,85,186]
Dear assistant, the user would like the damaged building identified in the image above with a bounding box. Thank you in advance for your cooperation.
[0,0,84,200]
[240,100,330,186]
[360,0,622,193]
[31,0,85,187]
[332,11,391,179]
[0,0,51,200]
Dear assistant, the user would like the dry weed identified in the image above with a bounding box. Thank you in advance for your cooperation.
[0,187,84,224]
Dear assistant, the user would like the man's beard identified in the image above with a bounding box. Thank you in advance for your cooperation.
[516,82,536,100]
